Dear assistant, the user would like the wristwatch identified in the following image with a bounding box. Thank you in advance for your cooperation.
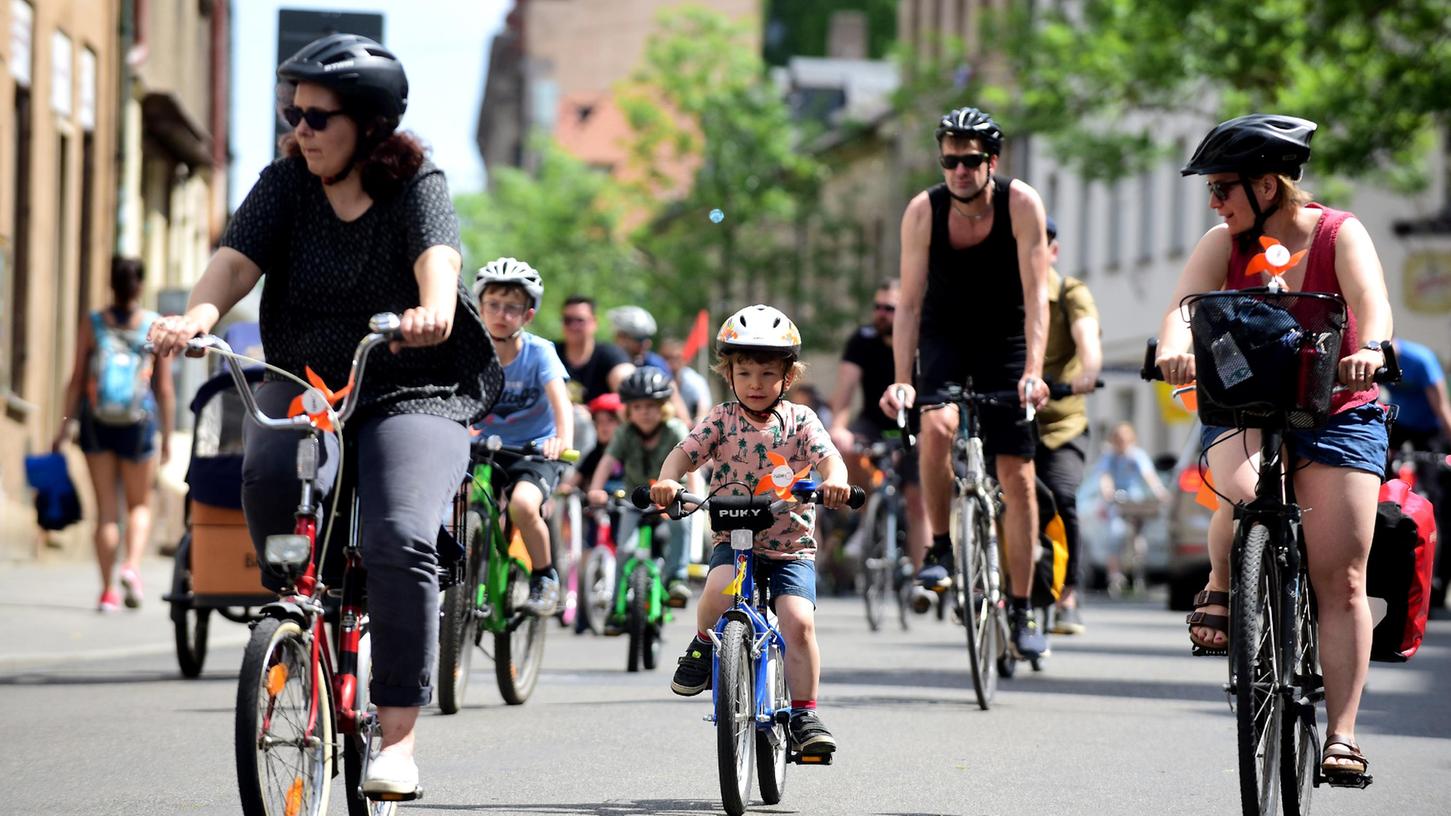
[1362,340,1386,353]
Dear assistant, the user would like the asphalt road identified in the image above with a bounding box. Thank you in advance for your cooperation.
[2,569,1448,816]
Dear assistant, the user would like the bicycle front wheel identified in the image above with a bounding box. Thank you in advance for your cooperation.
[626,566,651,672]
[235,617,332,816]
[860,493,889,632]
[716,618,756,816]
[1232,522,1285,816]
[580,545,616,636]
[437,510,484,715]
[953,494,997,710]
[495,561,546,704]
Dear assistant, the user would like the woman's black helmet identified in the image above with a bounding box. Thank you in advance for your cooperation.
[935,107,1004,155]
[277,34,409,132]
[619,367,673,402]
[1181,114,1316,180]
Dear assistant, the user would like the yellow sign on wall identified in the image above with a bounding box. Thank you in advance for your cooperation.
[1403,251,1451,314]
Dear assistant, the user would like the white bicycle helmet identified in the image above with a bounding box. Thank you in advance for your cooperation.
[473,257,543,309]
[716,304,801,358]
[607,305,657,340]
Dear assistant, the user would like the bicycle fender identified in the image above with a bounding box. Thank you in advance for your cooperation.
[257,600,312,628]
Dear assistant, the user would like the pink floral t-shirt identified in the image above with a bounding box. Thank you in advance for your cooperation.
[676,401,840,560]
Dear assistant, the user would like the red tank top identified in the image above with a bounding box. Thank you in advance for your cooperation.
[1224,203,1375,414]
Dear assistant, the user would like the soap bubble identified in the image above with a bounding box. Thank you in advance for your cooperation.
[709,208,725,224]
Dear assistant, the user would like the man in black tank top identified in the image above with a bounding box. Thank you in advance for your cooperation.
[879,107,1053,658]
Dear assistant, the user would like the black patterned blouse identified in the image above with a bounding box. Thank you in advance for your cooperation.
[220,157,501,423]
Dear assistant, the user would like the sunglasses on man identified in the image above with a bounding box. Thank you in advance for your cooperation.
[939,152,990,171]
[281,106,348,131]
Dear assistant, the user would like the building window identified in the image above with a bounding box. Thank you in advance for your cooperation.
[1107,180,1123,271]
[1078,179,1093,278]
[1168,140,1187,256]
[1138,168,1155,262]
[1045,172,1058,219]
[6,0,36,396]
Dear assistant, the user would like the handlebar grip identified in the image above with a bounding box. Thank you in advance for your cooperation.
[1141,338,1164,382]
[847,485,866,509]
[560,449,581,463]
[631,485,653,509]
[1372,340,1401,386]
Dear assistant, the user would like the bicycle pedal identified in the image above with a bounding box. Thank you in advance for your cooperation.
[366,788,423,803]
[789,750,833,766]
[665,597,687,609]
[1323,772,1372,790]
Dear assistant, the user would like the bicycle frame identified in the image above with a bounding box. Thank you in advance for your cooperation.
[614,510,667,625]
[467,456,531,636]
[944,383,1006,613]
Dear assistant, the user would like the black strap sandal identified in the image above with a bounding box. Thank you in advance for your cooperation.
[1321,736,1374,788]
[1186,589,1230,656]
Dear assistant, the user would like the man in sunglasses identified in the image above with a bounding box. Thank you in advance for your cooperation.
[555,295,634,405]
[828,280,929,576]
[880,106,1054,660]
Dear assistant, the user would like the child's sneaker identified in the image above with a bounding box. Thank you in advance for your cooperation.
[788,710,837,755]
[666,579,692,607]
[97,589,121,614]
[603,613,626,637]
[670,635,712,696]
[119,567,144,609]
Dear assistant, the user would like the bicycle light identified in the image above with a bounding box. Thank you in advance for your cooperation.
[265,535,311,570]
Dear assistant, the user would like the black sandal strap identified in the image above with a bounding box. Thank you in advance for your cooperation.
[1186,611,1229,631]
[1192,590,1229,608]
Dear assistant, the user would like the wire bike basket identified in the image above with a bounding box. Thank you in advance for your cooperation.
[1186,288,1347,430]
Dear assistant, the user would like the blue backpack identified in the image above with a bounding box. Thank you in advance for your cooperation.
[87,309,158,426]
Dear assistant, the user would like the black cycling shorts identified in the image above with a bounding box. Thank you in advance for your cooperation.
[917,339,1036,460]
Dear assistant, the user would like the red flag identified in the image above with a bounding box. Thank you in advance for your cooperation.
[681,309,710,360]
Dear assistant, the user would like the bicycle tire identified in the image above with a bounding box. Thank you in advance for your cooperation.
[171,534,210,678]
[343,623,398,816]
[755,641,788,805]
[235,616,332,816]
[861,494,888,632]
[437,510,484,715]
[580,545,615,636]
[495,560,546,705]
[1281,577,1320,816]
[626,566,650,672]
[954,495,996,709]
[1232,522,1284,816]
[890,506,911,633]
[716,618,755,816]
[550,493,582,628]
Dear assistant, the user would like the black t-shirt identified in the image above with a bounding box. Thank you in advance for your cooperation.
[842,325,894,430]
[555,340,630,404]
[220,157,501,423]
[922,177,1026,360]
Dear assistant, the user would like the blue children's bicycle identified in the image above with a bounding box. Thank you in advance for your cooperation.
[632,481,863,816]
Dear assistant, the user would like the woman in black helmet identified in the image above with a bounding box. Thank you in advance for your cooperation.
[149,33,500,798]
[1154,114,1392,784]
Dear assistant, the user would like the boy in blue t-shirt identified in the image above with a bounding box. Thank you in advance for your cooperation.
[474,258,573,616]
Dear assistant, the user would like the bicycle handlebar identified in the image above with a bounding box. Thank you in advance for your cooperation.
[153,312,402,432]
[1140,337,1402,386]
[469,434,581,463]
[629,483,866,518]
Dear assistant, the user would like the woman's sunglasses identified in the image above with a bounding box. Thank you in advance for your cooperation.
[1206,180,1237,203]
[939,152,990,170]
[281,106,348,131]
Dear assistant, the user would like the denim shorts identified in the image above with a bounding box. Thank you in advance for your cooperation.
[78,409,157,461]
[1201,402,1390,476]
[708,543,816,609]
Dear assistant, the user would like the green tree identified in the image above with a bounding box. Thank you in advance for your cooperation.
[992,0,1450,187]
[763,0,898,66]
[454,140,640,337]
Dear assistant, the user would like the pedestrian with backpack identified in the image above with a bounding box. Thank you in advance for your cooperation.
[53,257,174,612]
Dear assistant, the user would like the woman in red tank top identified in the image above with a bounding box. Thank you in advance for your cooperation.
[1153,115,1393,782]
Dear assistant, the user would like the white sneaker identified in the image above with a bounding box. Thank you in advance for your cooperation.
[361,750,419,798]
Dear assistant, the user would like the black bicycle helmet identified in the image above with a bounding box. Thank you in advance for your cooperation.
[935,107,1004,155]
[619,366,673,402]
[277,33,409,131]
[1181,114,1316,181]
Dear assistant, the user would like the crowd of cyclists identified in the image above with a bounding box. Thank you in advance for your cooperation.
[136,31,1449,807]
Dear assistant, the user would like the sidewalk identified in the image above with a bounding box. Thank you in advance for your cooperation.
[0,555,246,672]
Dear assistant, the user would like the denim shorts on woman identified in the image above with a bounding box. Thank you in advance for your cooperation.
[1201,402,1390,476]
[78,407,157,461]
[708,542,816,609]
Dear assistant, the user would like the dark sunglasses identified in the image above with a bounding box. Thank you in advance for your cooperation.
[939,152,990,171]
[281,106,348,131]
[1206,180,1237,203]
[873,303,896,313]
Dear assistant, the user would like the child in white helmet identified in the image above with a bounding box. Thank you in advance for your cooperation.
[649,305,851,758]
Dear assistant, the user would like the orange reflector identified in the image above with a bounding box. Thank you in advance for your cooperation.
[1195,468,1219,511]
[1172,384,1198,412]
[1178,465,1203,494]
[285,778,304,816]
[800,755,824,763]
[267,664,289,698]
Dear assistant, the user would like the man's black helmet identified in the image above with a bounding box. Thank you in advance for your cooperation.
[278,34,409,130]
[935,107,1003,155]
[1181,114,1316,180]
[619,367,673,402]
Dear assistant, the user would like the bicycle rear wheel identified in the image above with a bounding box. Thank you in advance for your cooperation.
[437,510,484,715]
[1281,576,1320,816]
[755,641,788,804]
[171,534,211,678]
[549,492,583,627]
[235,616,332,816]
[580,545,615,635]
[1232,522,1285,816]
[953,494,997,709]
[495,560,546,704]
[716,618,755,816]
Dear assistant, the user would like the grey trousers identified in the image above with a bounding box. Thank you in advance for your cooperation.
[242,382,469,708]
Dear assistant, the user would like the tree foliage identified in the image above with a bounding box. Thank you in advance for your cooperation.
[763,0,898,66]
[993,0,1451,187]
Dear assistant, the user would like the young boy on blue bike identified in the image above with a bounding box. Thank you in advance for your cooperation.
[473,257,573,616]
[650,305,851,756]
[588,366,695,622]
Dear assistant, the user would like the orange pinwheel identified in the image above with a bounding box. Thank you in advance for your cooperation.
[287,366,353,432]
[754,451,811,500]
[1245,235,1306,281]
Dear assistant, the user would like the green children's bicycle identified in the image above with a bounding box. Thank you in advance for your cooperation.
[600,492,686,672]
